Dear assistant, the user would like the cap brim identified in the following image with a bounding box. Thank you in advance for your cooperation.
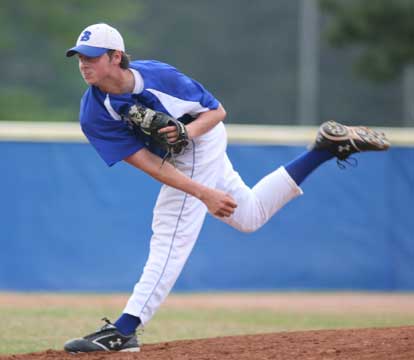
[66,45,109,58]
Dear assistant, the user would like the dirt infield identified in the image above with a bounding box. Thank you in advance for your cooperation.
[1,326,414,360]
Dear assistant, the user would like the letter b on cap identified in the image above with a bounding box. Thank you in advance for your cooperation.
[80,31,91,42]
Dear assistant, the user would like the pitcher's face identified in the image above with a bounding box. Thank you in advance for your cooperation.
[78,53,113,86]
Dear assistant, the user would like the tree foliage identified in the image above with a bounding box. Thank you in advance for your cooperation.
[320,0,414,82]
[0,0,143,121]
[0,1,405,125]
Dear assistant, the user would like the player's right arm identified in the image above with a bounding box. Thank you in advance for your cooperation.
[124,148,237,218]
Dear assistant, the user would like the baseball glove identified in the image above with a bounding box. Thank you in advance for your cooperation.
[126,104,189,155]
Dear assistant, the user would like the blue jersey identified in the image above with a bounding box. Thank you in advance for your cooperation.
[80,60,219,166]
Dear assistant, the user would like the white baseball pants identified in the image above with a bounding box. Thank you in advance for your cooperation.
[123,122,303,324]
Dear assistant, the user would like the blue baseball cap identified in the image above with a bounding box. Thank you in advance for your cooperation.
[66,23,125,58]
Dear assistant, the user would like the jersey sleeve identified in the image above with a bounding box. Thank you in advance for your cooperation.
[80,90,144,167]
[161,66,219,111]
[135,61,220,118]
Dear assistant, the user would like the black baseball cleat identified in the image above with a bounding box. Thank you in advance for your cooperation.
[64,318,140,353]
[311,120,390,160]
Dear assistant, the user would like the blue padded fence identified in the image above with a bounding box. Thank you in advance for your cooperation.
[0,141,413,291]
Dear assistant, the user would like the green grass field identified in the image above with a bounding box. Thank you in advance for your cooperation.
[2,292,414,354]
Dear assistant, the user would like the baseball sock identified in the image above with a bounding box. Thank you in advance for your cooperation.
[284,149,334,185]
[114,313,141,336]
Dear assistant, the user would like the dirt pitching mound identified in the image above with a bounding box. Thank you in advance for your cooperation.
[2,326,414,360]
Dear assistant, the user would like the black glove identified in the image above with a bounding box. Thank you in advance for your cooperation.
[126,104,189,155]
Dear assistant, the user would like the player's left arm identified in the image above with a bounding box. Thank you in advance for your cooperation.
[152,64,226,142]
[157,103,227,143]
[186,103,227,139]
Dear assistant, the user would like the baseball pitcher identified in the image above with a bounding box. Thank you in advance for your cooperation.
[63,23,390,353]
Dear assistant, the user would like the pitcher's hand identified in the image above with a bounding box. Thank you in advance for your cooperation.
[200,188,237,218]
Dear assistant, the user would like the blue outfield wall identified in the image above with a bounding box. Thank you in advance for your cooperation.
[0,141,413,292]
